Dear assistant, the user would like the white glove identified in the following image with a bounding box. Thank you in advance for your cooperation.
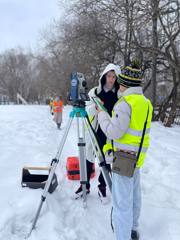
[105,150,114,164]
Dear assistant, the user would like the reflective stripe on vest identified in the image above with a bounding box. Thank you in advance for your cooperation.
[127,128,150,137]
[113,141,148,153]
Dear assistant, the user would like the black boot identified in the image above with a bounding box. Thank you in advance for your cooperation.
[131,230,139,240]
[75,185,90,195]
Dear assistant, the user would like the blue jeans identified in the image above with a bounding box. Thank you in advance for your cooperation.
[112,169,141,240]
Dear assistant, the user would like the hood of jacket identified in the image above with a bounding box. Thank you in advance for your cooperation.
[88,63,121,99]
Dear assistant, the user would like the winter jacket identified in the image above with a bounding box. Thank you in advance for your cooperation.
[85,63,121,162]
[98,87,153,167]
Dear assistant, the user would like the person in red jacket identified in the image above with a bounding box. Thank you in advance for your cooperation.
[53,96,64,129]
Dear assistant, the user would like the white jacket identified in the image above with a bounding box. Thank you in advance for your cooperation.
[97,87,145,163]
[98,87,144,140]
[85,64,121,162]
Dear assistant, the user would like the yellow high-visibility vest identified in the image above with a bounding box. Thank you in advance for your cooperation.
[103,94,153,168]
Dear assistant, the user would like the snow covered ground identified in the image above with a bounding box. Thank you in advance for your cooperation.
[0,105,180,240]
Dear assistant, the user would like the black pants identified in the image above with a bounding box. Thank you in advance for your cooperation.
[86,160,111,189]
[86,160,94,189]
[98,163,111,189]
[86,126,111,189]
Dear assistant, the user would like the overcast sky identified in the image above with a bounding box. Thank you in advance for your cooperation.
[0,0,62,52]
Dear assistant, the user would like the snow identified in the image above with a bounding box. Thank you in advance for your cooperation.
[0,105,180,240]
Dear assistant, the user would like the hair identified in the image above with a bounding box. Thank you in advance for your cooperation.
[101,70,118,88]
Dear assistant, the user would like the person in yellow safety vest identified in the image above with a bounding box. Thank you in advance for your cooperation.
[53,96,64,129]
[97,60,153,240]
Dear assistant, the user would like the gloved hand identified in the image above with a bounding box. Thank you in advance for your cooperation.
[105,150,114,164]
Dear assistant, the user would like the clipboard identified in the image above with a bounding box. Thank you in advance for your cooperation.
[91,97,108,112]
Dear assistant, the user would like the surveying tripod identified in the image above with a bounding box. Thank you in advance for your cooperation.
[27,100,112,238]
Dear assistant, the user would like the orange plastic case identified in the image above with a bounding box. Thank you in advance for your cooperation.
[66,157,95,180]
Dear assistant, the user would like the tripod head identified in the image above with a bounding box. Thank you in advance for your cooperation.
[72,99,86,109]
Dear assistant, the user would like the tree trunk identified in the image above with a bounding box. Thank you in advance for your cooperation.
[151,0,159,108]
